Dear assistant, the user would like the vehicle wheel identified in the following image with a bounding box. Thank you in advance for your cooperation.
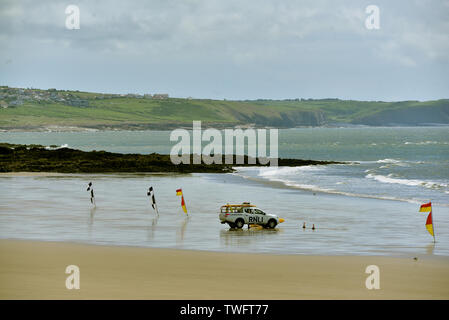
[228,222,236,229]
[266,219,277,229]
[235,219,244,229]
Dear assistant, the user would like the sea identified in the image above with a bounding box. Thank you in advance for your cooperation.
[1,127,448,256]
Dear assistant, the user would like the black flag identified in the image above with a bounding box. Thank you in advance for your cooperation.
[87,182,95,204]
[147,186,158,213]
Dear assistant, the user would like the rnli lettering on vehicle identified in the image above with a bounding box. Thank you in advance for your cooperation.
[248,216,263,223]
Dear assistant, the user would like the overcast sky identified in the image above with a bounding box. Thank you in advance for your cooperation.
[0,0,448,101]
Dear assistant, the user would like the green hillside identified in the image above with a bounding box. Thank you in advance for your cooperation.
[0,87,448,130]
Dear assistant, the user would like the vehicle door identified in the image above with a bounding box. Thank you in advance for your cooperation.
[252,209,266,225]
[243,207,253,224]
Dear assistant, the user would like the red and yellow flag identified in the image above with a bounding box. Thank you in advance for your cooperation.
[419,202,432,212]
[425,212,434,237]
[176,189,188,215]
[419,202,435,241]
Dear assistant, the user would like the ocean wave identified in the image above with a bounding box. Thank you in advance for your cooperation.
[353,159,403,165]
[258,166,322,177]
[232,167,449,206]
[370,158,428,167]
[351,159,427,166]
[366,173,448,190]
[45,144,69,150]
[404,141,449,145]
[232,166,324,179]
[232,171,432,205]
[376,158,402,164]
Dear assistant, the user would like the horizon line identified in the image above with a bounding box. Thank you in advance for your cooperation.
[2,84,448,103]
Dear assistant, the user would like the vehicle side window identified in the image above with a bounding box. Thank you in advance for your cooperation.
[254,209,265,215]
[244,208,252,214]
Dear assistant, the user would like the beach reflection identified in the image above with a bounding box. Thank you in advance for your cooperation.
[146,213,159,241]
[87,206,97,237]
[177,216,190,244]
[426,243,435,255]
[219,227,280,247]
[89,207,96,224]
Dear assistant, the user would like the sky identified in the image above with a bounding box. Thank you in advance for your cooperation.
[0,0,448,101]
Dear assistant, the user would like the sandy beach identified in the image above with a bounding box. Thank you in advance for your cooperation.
[1,239,448,300]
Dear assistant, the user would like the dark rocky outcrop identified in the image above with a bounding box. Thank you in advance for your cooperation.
[0,143,342,173]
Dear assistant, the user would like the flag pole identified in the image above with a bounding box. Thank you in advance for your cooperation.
[92,190,96,207]
[420,200,436,243]
[183,195,189,216]
[432,212,436,243]
[432,200,436,243]
[153,187,159,216]
[429,199,436,243]
[430,199,435,243]
[87,182,96,207]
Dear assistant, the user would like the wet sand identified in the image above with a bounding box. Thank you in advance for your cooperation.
[1,240,448,299]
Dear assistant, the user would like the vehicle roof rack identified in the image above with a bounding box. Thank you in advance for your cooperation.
[220,203,256,208]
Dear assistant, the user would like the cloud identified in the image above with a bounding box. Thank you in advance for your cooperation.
[0,0,448,100]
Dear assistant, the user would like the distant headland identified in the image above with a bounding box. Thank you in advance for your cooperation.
[0,86,448,131]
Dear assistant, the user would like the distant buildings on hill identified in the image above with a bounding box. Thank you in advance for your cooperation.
[151,94,169,99]
[0,86,171,108]
[120,93,169,99]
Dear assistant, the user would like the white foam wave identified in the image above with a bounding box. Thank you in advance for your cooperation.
[366,173,448,190]
[233,166,324,179]
[246,174,425,204]
[377,158,402,164]
[375,158,419,167]
[404,141,448,145]
[355,159,407,166]
[231,170,449,206]
[45,144,69,150]
[258,165,322,177]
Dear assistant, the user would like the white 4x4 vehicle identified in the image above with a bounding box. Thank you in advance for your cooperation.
[219,203,284,229]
